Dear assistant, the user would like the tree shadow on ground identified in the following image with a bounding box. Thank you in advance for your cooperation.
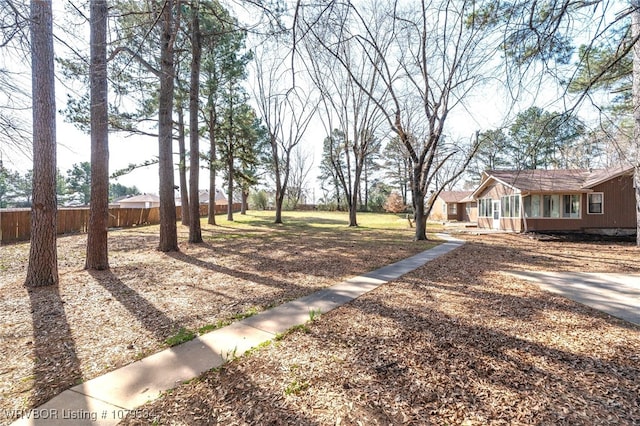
[121,362,321,426]
[27,284,83,408]
[342,294,640,423]
[88,270,180,341]
[165,250,306,294]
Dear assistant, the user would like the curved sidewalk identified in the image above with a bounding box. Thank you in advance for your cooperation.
[12,234,464,426]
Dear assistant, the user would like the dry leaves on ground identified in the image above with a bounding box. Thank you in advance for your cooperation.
[0,215,433,425]
[121,233,640,426]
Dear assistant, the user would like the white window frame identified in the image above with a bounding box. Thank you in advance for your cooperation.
[587,192,604,215]
[500,195,520,218]
[479,198,493,218]
[562,194,581,218]
[525,193,581,219]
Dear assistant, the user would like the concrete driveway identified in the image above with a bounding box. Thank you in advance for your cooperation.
[506,271,640,326]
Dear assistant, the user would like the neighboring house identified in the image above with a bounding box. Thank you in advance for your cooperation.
[429,190,477,222]
[117,194,160,209]
[174,189,227,206]
[471,165,635,235]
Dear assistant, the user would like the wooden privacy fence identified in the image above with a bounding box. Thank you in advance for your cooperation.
[0,203,241,244]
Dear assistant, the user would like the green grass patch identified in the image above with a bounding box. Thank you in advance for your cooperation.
[197,323,221,335]
[231,306,260,321]
[164,327,196,347]
[284,379,310,396]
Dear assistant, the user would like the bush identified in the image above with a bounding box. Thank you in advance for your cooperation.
[383,192,407,213]
[250,190,269,210]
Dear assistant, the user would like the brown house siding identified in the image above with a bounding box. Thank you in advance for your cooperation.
[478,174,635,233]
[462,202,478,222]
[429,198,446,221]
[583,175,635,230]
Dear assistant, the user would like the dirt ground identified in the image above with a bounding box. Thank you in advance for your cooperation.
[0,217,434,424]
[1,220,639,425]
[123,232,640,425]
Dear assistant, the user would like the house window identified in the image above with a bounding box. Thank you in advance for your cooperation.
[562,194,580,218]
[479,198,493,217]
[524,195,542,218]
[448,203,457,215]
[588,193,604,214]
[500,195,520,218]
[526,194,582,218]
[543,195,560,218]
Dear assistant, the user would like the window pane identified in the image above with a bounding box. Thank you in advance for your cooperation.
[532,195,541,217]
[543,195,551,217]
[551,195,560,218]
[514,196,520,217]
[571,195,580,218]
[563,195,571,218]
[524,196,531,217]
[588,193,603,214]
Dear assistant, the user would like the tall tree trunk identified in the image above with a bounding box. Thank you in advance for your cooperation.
[241,189,248,214]
[188,1,202,243]
[633,1,640,247]
[158,0,179,252]
[26,0,58,287]
[412,165,428,241]
[177,105,190,226]
[85,0,109,270]
[227,153,234,221]
[207,108,217,225]
[226,85,234,222]
[275,194,284,222]
[271,136,284,224]
[349,164,361,227]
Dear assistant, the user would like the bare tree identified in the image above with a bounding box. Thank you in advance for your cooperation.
[304,29,385,226]
[285,146,313,209]
[85,0,109,270]
[252,41,317,224]
[300,0,482,239]
[25,0,57,286]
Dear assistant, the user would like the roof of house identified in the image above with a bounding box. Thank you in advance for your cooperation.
[175,189,227,204]
[118,194,160,203]
[582,164,634,188]
[472,165,634,198]
[438,190,474,203]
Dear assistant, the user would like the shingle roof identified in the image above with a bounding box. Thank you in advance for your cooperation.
[439,190,474,203]
[488,169,591,192]
[479,165,634,194]
[581,164,634,188]
[118,194,160,203]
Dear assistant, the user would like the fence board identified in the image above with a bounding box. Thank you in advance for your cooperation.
[1,203,241,244]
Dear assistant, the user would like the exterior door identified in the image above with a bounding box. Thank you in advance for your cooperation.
[492,200,500,230]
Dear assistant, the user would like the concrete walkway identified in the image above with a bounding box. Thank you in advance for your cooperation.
[507,271,640,326]
[12,234,464,426]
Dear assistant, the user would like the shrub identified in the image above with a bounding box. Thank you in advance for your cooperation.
[383,192,407,213]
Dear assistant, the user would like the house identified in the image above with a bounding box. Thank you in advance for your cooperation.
[429,190,477,222]
[174,189,228,206]
[117,194,160,209]
[471,165,636,235]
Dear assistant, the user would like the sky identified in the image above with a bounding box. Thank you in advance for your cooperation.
[1,0,589,203]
